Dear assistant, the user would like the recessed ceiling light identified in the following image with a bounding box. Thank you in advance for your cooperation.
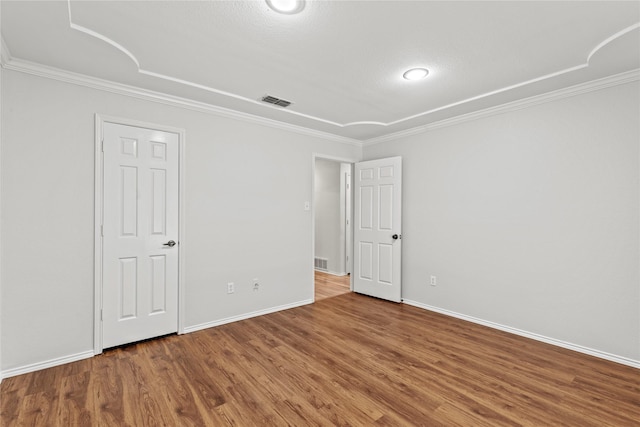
[266,0,305,14]
[403,68,430,81]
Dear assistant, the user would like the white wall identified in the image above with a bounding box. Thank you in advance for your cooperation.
[2,66,637,374]
[314,158,345,274]
[314,158,342,274]
[364,81,640,363]
[0,69,360,373]
[0,10,3,380]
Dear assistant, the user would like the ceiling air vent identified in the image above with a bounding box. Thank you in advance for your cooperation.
[261,95,292,108]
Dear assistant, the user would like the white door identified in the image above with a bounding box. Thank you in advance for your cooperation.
[353,157,402,302]
[102,122,179,348]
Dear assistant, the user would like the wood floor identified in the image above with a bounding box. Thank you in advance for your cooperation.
[314,270,351,301]
[1,275,639,426]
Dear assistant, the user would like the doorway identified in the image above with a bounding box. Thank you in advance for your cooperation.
[312,155,354,299]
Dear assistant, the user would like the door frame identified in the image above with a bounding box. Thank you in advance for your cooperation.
[311,153,358,299]
[343,164,353,276]
[93,114,186,355]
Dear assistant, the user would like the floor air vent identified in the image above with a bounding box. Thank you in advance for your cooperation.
[314,257,328,271]
[261,95,292,108]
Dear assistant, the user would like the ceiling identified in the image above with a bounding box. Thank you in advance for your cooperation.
[1,1,639,142]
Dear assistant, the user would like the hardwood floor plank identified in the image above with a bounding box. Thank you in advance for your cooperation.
[0,379,27,424]
[56,372,92,426]
[271,343,387,425]
[19,392,56,427]
[142,344,216,426]
[2,282,639,426]
[91,355,128,426]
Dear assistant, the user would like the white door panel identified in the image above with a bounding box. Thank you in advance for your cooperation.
[102,123,179,348]
[353,157,402,302]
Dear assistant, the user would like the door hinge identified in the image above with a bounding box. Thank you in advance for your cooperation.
[101,139,104,152]
[100,309,103,321]
[100,225,104,237]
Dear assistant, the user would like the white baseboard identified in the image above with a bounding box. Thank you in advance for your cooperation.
[314,269,347,277]
[1,300,313,379]
[1,350,95,380]
[183,299,314,334]
[402,299,640,369]
[8,299,633,380]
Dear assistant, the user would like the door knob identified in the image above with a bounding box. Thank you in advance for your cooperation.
[163,240,177,247]
[392,234,399,240]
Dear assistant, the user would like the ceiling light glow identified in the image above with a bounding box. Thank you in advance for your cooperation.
[266,0,305,14]
[403,68,430,81]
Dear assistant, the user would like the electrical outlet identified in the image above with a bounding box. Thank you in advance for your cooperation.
[430,276,437,286]
[253,278,260,291]
[227,282,235,294]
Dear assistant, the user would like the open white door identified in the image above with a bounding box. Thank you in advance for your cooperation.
[353,157,402,302]
[101,122,180,348]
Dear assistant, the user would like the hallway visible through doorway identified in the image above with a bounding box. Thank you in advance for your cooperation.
[315,271,350,301]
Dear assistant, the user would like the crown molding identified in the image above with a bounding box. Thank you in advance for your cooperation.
[372,23,639,130]
[65,1,639,133]
[363,68,640,146]
[5,3,637,146]
[1,57,363,147]
[4,55,637,148]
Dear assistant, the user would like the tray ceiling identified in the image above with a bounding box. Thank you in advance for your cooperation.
[2,1,639,141]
